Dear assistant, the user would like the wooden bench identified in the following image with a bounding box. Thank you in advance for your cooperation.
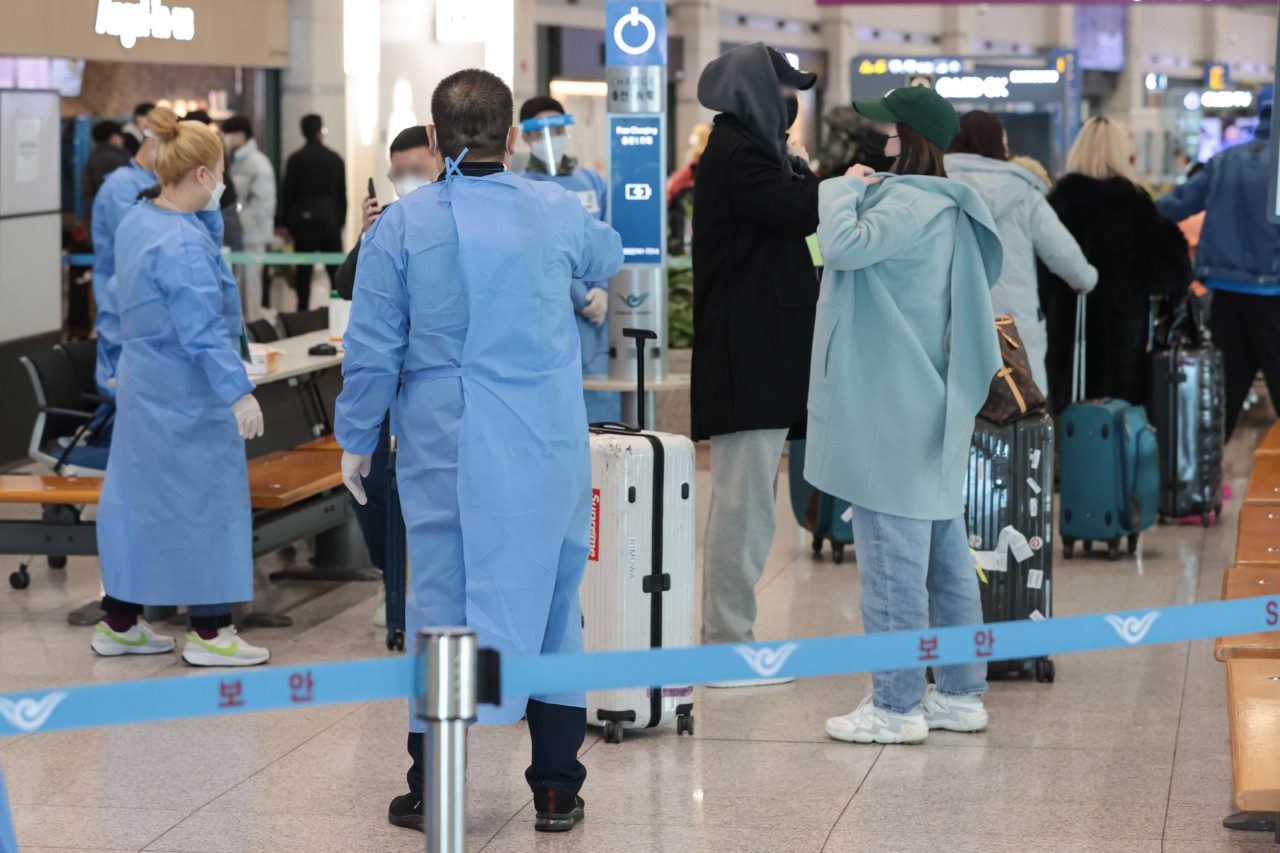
[1234,506,1280,567]
[0,450,351,589]
[1244,456,1280,506]
[1216,567,1280,661]
[1256,421,1280,457]
[1226,659,1280,817]
[293,435,341,453]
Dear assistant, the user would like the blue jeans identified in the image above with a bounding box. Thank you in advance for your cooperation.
[848,505,988,714]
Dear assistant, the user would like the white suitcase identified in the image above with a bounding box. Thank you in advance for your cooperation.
[582,329,696,743]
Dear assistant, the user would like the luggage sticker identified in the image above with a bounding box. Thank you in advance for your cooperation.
[968,534,983,549]
[1029,449,1041,470]
[1029,609,1046,621]
[972,550,1005,575]
[841,506,853,523]
[998,526,1034,563]
[1029,497,1038,517]
[589,489,601,562]
[1026,477,1042,495]
[1029,535,1043,551]
[1027,569,1044,590]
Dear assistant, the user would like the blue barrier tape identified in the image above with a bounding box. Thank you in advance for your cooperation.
[0,596,1275,739]
[0,762,14,853]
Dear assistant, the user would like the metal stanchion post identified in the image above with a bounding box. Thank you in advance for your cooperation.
[416,628,477,853]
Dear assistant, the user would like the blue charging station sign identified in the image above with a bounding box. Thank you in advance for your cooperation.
[609,116,663,262]
[606,2,667,67]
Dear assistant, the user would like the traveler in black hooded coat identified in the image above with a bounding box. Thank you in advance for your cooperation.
[692,42,820,652]
[1039,117,1190,413]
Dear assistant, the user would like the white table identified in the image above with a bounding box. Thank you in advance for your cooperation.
[250,330,344,437]
[583,373,690,430]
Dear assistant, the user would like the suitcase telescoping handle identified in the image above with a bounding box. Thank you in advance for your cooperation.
[623,327,657,430]
[1071,292,1087,404]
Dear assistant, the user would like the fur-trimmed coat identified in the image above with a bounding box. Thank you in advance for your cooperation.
[1039,174,1191,412]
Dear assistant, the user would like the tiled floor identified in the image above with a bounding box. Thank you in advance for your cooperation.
[1,409,1276,852]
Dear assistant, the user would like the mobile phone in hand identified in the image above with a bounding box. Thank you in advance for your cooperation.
[367,177,376,199]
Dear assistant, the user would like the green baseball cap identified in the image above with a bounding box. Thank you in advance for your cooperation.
[853,86,961,150]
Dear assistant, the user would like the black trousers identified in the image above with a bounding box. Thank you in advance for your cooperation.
[350,412,391,570]
[407,700,586,798]
[292,233,342,311]
[1209,289,1280,440]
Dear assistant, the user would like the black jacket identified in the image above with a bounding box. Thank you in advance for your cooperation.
[1040,174,1191,412]
[690,113,819,440]
[278,139,348,238]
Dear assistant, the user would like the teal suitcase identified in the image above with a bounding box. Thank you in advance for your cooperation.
[788,440,855,563]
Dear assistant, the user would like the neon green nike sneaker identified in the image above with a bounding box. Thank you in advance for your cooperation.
[91,620,176,656]
[182,626,270,667]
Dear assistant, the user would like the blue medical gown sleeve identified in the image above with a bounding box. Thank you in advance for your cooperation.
[196,208,226,248]
[571,204,624,284]
[91,190,125,394]
[335,216,409,456]
[165,235,255,406]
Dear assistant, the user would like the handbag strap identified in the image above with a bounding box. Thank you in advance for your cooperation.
[998,366,1028,414]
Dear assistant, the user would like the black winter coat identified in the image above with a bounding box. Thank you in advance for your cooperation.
[1040,174,1190,413]
[278,139,348,239]
[691,114,820,441]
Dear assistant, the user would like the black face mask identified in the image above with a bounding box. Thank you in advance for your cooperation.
[857,129,898,173]
[784,94,799,130]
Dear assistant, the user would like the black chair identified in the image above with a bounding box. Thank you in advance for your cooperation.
[278,307,329,337]
[246,318,280,344]
[20,348,108,475]
[55,339,99,398]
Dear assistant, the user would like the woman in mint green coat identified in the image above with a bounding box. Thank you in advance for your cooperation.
[806,87,1004,745]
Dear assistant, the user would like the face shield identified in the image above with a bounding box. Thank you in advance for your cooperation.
[519,113,575,176]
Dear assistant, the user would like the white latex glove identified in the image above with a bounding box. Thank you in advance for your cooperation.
[230,393,264,439]
[582,287,608,326]
[342,451,373,505]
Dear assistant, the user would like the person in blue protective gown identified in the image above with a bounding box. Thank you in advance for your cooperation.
[516,96,620,424]
[90,105,171,399]
[93,109,271,668]
[335,70,623,835]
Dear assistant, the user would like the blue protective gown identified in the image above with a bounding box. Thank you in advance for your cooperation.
[97,201,255,606]
[518,162,620,423]
[336,164,623,728]
[90,161,158,397]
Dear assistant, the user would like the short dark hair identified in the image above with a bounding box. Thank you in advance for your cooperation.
[390,125,431,155]
[134,102,155,119]
[92,120,123,143]
[895,123,948,178]
[431,69,513,161]
[518,96,564,124]
[947,111,1007,161]
[221,115,253,138]
[301,114,324,139]
[183,109,212,125]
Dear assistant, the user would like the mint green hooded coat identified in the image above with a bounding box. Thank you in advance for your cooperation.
[804,174,1003,520]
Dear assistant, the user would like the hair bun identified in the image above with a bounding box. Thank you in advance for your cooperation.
[147,106,180,141]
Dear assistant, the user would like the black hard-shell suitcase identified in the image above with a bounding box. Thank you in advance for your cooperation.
[1148,311,1225,524]
[383,434,407,651]
[963,412,1056,683]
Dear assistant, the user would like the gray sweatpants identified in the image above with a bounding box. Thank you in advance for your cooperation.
[701,428,790,644]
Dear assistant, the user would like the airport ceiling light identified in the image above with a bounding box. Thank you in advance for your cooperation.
[343,0,380,78]
[936,75,1009,99]
[437,0,514,86]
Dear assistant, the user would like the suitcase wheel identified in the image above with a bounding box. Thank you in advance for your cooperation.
[1107,538,1122,561]
[1157,514,1166,526]
[1201,512,1213,529]
[676,713,695,736]
[1127,534,1139,554]
[48,555,66,569]
[1082,540,1093,554]
[386,629,404,651]
[1035,658,1056,684]
[832,542,845,564]
[603,721,625,744]
[1062,538,1075,560]
[812,535,823,555]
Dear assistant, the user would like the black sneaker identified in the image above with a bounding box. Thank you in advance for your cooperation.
[533,788,585,833]
[388,793,424,832]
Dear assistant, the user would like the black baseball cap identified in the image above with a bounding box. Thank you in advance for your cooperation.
[768,47,817,91]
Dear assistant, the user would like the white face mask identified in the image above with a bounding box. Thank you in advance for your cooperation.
[202,176,225,212]
[546,134,569,164]
[392,174,429,199]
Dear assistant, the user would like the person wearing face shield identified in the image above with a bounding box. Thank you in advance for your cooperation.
[94,109,270,668]
[693,43,820,671]
[330,125,439,628]
[515,96,619,423]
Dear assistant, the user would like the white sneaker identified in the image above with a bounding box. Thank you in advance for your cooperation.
[825,695,928,744]
[922,684,988,732]
[707,677,795,688]
[182,626,270,667]
[374,591,387,628]
[91,620,176,656]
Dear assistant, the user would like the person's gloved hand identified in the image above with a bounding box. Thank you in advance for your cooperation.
[341,451,373,505]
[230,393,264,439]
[581,287,608,326]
